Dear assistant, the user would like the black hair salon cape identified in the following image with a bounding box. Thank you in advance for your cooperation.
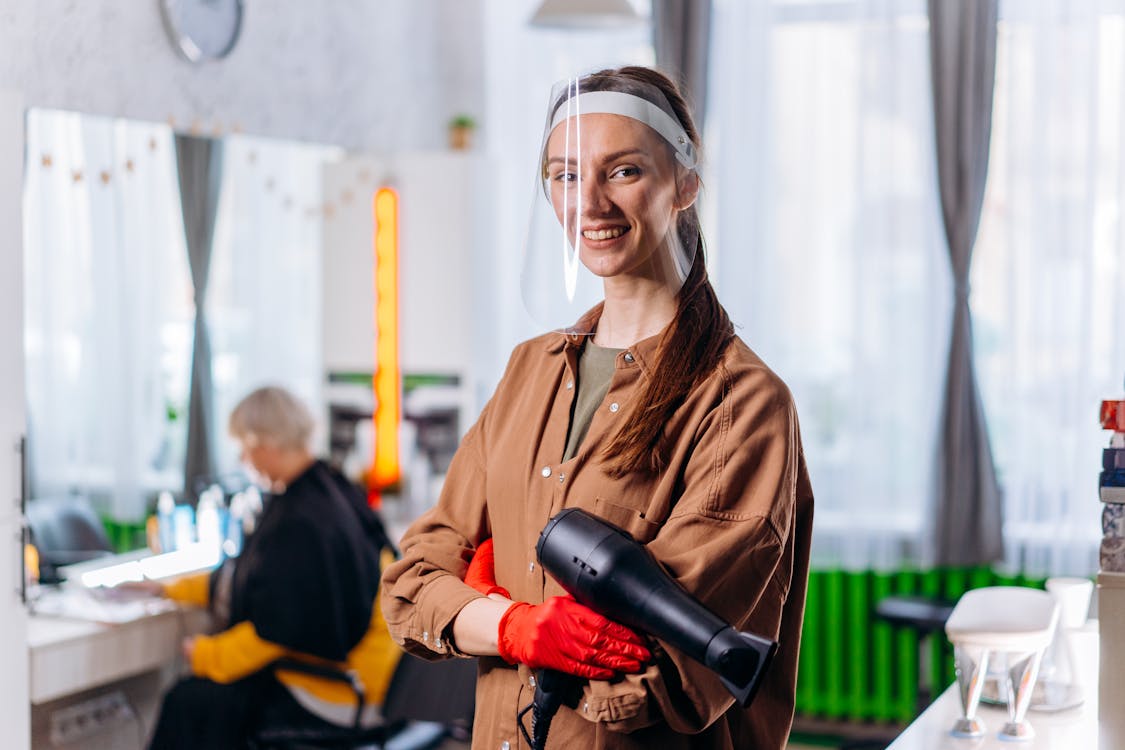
[227,460,391,661]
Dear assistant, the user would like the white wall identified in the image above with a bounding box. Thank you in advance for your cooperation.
[0,87,31,750]
[0,0,485,150]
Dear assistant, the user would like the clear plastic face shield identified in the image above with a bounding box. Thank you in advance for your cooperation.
[520,75,700,335]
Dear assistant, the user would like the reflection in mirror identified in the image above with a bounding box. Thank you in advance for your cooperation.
[23,108,341,551]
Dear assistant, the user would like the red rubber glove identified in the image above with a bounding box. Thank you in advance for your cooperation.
[497,595,651,679]
[464,538,511,599]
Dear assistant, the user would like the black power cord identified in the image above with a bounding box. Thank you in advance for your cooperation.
[517,669,579,750]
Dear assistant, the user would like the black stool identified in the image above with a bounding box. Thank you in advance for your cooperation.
[835,596,956,750]
[875,594,957,710]
[874,595,956,636]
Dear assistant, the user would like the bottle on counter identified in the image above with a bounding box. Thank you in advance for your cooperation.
[196,486,223,557]
[157,491,176,553]
[172,503,195,552]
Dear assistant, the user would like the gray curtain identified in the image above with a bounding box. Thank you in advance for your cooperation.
[175,134,224,500]
[652,0,712,129]
[927,0,1003,566]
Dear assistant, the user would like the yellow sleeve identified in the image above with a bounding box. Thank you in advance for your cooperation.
[161,571,211,608]
[362,549,404,705]
[190,621,286,684]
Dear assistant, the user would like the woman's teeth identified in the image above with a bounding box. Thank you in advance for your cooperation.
[582,227,626,241]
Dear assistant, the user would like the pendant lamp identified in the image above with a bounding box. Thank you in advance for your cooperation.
[529,0,646,29]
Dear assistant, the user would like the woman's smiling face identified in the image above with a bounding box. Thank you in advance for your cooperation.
[545,113,691,280]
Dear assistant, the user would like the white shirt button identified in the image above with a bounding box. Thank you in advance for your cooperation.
[566,380,574,390]
[609,402,620,413]
[422,631,429,642]
[541,466,552,478]
[501,742,511,750]
[624,352,634,363]
[529,675,537,687]
[434,637,442,649]
[528,561,535,572]
[558,474,565,483]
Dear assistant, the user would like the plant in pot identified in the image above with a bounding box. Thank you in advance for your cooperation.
[448,114,477,150]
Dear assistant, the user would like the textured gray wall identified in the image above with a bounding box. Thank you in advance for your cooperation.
[0,0,484,150]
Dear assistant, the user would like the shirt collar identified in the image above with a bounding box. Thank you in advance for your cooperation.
[543,303,604,354]
[543,302,667,375]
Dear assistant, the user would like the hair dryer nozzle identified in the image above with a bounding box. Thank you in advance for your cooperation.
[705,628,778,707]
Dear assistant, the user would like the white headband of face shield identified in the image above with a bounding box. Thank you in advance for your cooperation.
[548,91,698,170]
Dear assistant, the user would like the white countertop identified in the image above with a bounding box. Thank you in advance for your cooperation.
[27,588,210,704]
[888,624,1098,749]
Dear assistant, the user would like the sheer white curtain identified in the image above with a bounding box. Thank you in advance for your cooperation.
[207,135,341,477]
[23,111,193,521]
[476,0,654,406]
[708,0,950,571]
[973,0,1125,577]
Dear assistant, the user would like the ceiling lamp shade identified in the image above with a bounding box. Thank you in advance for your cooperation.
[529,0,646,29]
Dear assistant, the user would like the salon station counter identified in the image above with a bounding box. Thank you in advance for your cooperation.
[887,621,1100,749]
[27,586,211,748]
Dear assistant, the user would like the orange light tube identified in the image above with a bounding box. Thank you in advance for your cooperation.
[372,187,400,493]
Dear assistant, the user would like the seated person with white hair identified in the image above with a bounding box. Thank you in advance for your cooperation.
[145,385,399,750]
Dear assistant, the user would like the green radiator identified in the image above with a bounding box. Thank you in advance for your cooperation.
[795,567,1047,725]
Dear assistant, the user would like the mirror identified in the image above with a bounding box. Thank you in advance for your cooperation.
[22,107,342,551]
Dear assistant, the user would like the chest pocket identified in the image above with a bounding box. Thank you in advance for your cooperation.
[593,496,662,544]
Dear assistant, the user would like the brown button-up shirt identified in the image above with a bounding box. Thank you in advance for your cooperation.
[381,326,814,750]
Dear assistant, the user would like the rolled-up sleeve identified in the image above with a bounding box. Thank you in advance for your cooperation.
[380,403,494,659]
[580,366,802,735]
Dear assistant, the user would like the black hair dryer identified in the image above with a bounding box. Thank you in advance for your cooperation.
[537,507,778,707]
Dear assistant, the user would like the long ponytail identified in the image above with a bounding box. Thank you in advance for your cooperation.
[587,67,735,476]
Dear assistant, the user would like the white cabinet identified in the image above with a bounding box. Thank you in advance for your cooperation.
[321,152,487,381]
[0,88,31,750]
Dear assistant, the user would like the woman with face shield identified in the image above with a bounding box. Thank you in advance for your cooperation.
[381,66,814,749]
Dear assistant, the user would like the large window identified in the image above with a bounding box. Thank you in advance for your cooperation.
[973,0,1125,575]
[709,0,948,570]
[708,0,1125,574]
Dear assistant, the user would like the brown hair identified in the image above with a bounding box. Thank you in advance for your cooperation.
[565,66,734,477]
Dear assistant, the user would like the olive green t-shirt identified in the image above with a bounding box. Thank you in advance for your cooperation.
[562,341,622,462]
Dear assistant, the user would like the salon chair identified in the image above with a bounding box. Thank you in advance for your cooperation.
[249,653,477,750]
[26,495,115,584]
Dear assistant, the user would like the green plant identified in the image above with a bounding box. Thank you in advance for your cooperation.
[449,114,476,129]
